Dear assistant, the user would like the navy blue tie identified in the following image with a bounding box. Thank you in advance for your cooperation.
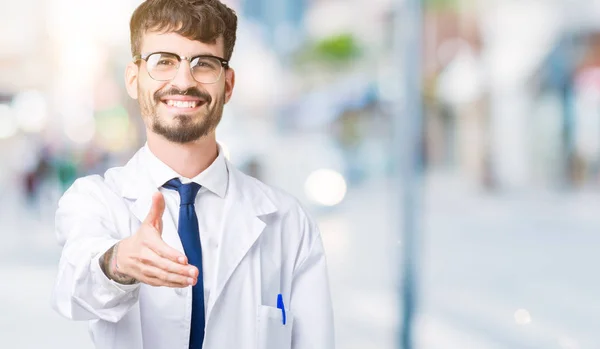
[163,178,205,348]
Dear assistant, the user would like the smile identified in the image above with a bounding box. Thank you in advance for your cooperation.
[164,100,200,108]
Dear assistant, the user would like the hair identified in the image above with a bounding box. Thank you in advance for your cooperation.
[130,0,238,61]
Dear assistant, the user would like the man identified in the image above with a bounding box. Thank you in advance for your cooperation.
[51,1,335,348]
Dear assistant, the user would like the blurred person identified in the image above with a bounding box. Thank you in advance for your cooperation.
[23,146,52,213]
[55,151,78,192]
[50,1,334,349]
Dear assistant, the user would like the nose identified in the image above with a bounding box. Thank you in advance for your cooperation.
[169,59,197,91]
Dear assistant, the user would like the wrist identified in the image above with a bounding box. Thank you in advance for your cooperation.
[100,241,137,285]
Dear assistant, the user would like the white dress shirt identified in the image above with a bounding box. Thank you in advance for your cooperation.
[141,143,228,311]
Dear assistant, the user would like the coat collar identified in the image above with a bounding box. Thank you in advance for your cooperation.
[119,147,277,217]
[140,143,228,199]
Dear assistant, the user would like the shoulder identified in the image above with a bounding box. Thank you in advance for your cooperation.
[57,168,124,213]
[61,148,144,203]
[230,165,316,225]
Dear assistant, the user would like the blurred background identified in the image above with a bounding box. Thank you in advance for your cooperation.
[1,0,600,348]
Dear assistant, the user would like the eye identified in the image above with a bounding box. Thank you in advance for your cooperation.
[146,53,179,68]
[192,57,220,70]
[157,59,176,66]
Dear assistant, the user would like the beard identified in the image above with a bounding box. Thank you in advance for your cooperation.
[139,85,224,144]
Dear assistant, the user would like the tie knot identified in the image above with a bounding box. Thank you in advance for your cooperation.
[163,178,201,205]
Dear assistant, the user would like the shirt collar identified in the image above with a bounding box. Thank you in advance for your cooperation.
[142,143,228,198]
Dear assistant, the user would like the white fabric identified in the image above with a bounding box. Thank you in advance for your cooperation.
[51,145,335,349]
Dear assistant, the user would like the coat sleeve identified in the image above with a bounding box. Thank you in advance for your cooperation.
[51,175,141,322]
[290,210,336,349]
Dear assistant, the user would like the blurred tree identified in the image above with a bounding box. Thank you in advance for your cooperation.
[312,34,361,62]
[295,33,362,67]
[424,0,461,10]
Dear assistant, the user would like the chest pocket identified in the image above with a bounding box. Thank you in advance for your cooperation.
[257,305,294,349]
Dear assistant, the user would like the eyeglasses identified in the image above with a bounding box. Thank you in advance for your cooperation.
[133,52,229,84]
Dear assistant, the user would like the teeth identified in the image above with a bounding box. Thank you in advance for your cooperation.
[166,100,198,108]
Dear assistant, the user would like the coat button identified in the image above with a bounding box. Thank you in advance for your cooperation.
[175,287,188,297]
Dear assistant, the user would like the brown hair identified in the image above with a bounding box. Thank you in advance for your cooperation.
[130,0,238,60]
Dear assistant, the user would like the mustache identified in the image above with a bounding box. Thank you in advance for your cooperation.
[155,87,212,104]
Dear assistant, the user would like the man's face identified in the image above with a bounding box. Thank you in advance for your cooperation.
[125,31,235,144]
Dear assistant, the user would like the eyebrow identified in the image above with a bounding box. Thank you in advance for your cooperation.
[187,51,219,58]
[145,51,220,58]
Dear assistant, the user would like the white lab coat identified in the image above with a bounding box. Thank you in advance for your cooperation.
[51,147,335,349]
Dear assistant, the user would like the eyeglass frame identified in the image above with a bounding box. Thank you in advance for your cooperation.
[133,51,230,84]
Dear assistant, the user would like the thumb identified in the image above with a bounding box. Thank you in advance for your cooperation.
[144,191,165,233]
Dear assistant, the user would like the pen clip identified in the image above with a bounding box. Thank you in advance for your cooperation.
[277,294,286,325]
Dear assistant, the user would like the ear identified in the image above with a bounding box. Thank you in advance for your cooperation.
[125,62,139,99]
[224,68,235,104]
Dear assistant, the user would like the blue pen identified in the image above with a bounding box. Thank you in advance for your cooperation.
[276,294,286,325]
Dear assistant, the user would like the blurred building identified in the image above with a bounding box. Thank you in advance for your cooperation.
[241,0,307,56]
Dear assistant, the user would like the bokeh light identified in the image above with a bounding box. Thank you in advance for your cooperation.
[12,90,48,133]
[304,168,347,206]
[0,104,18,139]
[64,116,96,145]
[514,309,532,325]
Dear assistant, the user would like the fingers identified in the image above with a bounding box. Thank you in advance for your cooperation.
[139,247,197,278]
[144,192,165,232]
[122,237,197,288]
[137,264,196,288]
[137,245,197,284]
[149,253,199,279]
[146,277,193,288]
[145,234,189,265]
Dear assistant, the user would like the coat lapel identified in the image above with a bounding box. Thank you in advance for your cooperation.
[206,161,277,321]
[119,150,277,322]
[121,150,184,254]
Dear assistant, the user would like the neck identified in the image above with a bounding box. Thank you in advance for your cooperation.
[146,130,219,179]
